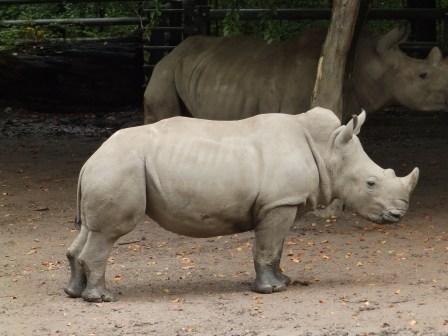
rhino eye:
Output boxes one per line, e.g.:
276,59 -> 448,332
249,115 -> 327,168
419,72 -> 428,79
367,180 -> 376,188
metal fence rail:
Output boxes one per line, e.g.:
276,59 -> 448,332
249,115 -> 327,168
2,7 -> 447,27
0,0 -> 141,4
207,8 -> 448,20
1,1 -> 447,78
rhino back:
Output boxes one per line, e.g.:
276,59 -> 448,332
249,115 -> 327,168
174,33 -> 325,120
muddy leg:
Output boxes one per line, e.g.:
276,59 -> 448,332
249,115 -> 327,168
78,231 -> 118,302
64,225 -> 88,298
272,240 -> 291,286
252,206 -> 297,294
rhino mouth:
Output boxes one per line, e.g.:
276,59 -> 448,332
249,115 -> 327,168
381,209 -> 406,224
366,209 -> 406,224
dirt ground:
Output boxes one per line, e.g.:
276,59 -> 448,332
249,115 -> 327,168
1,108 -> 448,336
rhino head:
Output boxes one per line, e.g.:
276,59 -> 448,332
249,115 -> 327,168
358,27 -> 448,112
326,111 -> 419,224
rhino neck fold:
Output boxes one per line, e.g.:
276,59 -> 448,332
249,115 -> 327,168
303,131 -> 333,208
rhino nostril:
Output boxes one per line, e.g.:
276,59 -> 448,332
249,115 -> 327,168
382,209 -> 403,223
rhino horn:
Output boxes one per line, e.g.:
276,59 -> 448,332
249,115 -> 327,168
427,47 -> 443,65
376,26 -> 409,54
353,109 -> 366,135
401,167 -> 420,193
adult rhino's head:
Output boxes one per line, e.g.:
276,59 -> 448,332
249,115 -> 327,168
359,28 -> 448,111
327,111 -> 419,224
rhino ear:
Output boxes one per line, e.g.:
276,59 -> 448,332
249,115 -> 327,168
335,114 -> 358,145
353,109 -> 366,135
427,47 -> 442,65
377,26 -> 409,55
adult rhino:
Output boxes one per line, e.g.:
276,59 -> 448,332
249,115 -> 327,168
65,107 -> 419,302
144,27 -> 448,123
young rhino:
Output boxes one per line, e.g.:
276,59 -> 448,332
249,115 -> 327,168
65,107 -> 419,302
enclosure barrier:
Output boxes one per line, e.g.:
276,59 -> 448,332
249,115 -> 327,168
1,1 -> 447,76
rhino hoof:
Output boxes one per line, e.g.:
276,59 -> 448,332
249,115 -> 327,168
276,273 -> 291,286
64,284 -> 84,298
251,281 -> 287,294
81,288 -> 116,302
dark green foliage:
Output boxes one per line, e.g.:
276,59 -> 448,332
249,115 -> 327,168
0,1 -> 147,49
0,0 -> 437,49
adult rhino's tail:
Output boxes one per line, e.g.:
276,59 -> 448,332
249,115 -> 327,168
74,165 -> 86,228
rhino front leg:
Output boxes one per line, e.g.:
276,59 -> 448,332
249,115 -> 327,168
272,241 -> 291,286
252,206 -> 297,294
64,225 -> 88,298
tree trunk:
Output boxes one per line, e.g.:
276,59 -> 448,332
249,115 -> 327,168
310,0 -> 361,120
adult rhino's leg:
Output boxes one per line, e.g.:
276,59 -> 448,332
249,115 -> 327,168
64,225 -> 88,298
252,206 -> 297,294
143,58 -> 183,124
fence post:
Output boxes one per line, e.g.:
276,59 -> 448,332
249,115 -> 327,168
444,14 -> 448,54
406,0 -> 437,47
196,1 -> 210,35
183,0 -> 210,37
183,0 -> 196,37
169,0 -> 183,45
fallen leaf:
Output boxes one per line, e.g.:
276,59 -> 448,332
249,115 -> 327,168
33,207 -> 49,212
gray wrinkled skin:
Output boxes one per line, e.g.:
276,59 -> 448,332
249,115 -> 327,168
143,27 -> 448,123
65,107 -> 419,302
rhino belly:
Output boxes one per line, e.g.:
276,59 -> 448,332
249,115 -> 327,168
146,195 -> 255,238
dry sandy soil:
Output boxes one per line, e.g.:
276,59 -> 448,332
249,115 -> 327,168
1,109 -> 448,336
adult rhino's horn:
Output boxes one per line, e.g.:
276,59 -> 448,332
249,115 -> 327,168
427,47 -> 443,65
402,167 -> 420,193
353,109 -> 366,135
376,26 -> 409,54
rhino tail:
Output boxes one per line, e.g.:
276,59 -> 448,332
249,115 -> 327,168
74,165 -> 85,229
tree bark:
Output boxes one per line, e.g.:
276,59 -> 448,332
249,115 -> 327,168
311,0 -> 361,120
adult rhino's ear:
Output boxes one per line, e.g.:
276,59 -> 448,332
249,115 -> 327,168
376,26 -> 409,55
427,47 -> 442,65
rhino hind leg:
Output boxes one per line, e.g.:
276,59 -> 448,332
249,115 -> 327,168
252,206 -> 297,294
78,230 -> 119,302
64,225 -> 88,298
